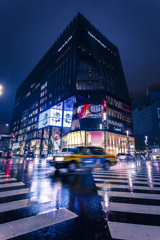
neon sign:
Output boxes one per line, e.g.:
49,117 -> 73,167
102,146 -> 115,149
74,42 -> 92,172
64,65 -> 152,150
88,31 -> 106,49
58,36 -> 72,52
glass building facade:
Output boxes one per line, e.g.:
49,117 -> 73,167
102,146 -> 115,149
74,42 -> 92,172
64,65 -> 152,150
11,12 -> 134,155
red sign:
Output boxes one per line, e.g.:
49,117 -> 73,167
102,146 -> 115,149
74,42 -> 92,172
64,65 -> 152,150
77,104 -> 103,119
103,100 -> 107,109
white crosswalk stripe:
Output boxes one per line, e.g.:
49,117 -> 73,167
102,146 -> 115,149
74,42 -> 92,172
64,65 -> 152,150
108,222 -> 160,240
0,182 -> 25,188
0,178 -> 16,182
92,164 -> 160,240
0,209 -> 77,240
0,172 -> 78,240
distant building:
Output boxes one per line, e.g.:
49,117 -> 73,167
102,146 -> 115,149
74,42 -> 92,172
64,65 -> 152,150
132,92 -> 160,153
146,81 -> 160,96
0,123 -> 10,151
11,12 -> 134,156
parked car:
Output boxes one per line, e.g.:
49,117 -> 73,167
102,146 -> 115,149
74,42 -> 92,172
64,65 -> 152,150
49,146 -> 117,172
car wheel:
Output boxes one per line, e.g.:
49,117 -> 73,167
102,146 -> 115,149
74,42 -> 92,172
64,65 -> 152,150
68,162 -> 77,172
104,161 -> 110,170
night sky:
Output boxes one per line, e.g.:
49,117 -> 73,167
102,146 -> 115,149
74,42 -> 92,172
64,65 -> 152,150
0,0 -> 160,124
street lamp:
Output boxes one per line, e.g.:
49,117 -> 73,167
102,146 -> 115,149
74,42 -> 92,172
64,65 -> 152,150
126,130 -> 129,153
0,84 -> 2,95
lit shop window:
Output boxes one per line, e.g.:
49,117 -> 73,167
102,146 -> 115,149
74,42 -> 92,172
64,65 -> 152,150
41,81 -> 47,91
31,83 -> 36,88
40,97 -> 47,104
35,83 -> 40,89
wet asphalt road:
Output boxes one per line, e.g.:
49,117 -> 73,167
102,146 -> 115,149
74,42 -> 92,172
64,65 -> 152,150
0,157 -> 160,240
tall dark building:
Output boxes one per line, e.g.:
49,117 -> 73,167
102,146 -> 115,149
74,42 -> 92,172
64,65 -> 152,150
132,91 -> 160,157
11,12 -> 134,156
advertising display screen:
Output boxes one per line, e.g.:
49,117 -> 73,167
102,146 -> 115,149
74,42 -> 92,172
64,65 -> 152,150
63,111 -> 73,127
64,96 -> 75,111
52,102 -> 63,110
50,115 -> 62,127
38,96 -> 74,129
39,109 -> 52,122
77,104 -> 103,119
38,118 -> 50,129
63,96 -> 75,127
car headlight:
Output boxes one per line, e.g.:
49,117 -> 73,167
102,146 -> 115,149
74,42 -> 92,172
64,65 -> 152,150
55,157 -> 64,161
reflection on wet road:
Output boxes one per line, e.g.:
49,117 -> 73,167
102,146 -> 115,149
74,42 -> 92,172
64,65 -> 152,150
0,157 -> 110,240
93,160 -> 160,239
0,157 -> 160,239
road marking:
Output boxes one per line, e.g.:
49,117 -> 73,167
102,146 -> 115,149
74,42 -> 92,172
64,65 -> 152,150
94,178 -> 160,186
0,178 -> 16,183
108,222 -> 160,240
93,174 -> 160,181
0,198 -> 39,213
0,208 -> 78,240
0,182 -> 25,188
95,183 -> 160,191
0,175 -> 10,178
98,190 -> 160,200
108,202 -> 160,215
0,188 -> 31,198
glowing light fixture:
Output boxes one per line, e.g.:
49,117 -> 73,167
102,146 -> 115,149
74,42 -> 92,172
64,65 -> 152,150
0,84 -> 2,95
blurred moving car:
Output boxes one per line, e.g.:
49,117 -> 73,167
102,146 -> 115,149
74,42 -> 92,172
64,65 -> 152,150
25,152 -> 34,160
117,153 -> 135,161
40,153 -> 47,158
49,146 -> 117,172
117,153 -> 127,161
126,154 -> 135,161
156,156 -> 160,160
3,151 -> 13,159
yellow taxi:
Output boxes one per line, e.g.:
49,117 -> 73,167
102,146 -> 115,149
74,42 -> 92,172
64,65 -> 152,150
49,146 -> 117,172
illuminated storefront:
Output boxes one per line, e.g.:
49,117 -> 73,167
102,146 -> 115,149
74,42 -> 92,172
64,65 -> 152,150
62,131 -> 135,155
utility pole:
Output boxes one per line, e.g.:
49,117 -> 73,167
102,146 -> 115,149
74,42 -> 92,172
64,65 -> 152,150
103,99 -> 107,150
126,130 -> 130,154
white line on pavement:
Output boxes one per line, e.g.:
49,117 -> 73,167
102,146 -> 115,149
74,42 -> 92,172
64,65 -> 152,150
0,188 -> 31,198
0,208 -> 78,240
108,222 -> 160,240
0,182 -> 25,188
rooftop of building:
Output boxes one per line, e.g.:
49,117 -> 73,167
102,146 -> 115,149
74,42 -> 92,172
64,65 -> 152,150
16,12 -> 119,97
132,91 -> 160,110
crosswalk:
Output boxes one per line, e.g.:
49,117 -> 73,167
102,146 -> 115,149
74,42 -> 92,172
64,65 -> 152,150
92,164 -> 160,240
0,170 -> 77,240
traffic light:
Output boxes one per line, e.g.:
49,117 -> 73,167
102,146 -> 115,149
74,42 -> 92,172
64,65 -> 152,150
126,140 -> 129,143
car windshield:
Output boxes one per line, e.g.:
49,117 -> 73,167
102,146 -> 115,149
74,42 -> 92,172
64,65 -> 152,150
68,147 -> 84,154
